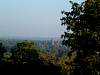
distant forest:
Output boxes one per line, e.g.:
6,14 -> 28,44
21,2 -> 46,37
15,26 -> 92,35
0,38 -> 68,55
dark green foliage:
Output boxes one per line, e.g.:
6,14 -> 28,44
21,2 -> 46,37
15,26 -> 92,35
61,0 -> 100,56
0,43 -> 6,64
11,40 -> 39,64
0,40 -> 61,75
61,0 -> 100,75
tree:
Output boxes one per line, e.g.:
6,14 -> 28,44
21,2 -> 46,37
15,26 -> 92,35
11,40 -> 40,64
0,43 -> 6,63
3,52 -> 13,63
10,40 -> 62,75
61,0 -> 100,75
61,0 -> 100,57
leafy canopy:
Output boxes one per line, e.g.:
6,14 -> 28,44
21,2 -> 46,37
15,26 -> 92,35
61,0 -> 100,56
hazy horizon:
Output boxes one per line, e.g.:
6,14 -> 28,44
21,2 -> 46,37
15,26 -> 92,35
0,0 -> 84,38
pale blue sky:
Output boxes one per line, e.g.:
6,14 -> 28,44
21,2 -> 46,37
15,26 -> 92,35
0,0 -> 84,38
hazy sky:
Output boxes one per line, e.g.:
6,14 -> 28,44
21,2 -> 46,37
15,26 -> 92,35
0,0 -> 84,38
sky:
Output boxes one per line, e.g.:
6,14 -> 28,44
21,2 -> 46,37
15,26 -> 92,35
0,0 -> 84,38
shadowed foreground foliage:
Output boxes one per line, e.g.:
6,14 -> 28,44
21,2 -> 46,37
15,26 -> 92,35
0,41 -> 61,75
61,0 -> 100,75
